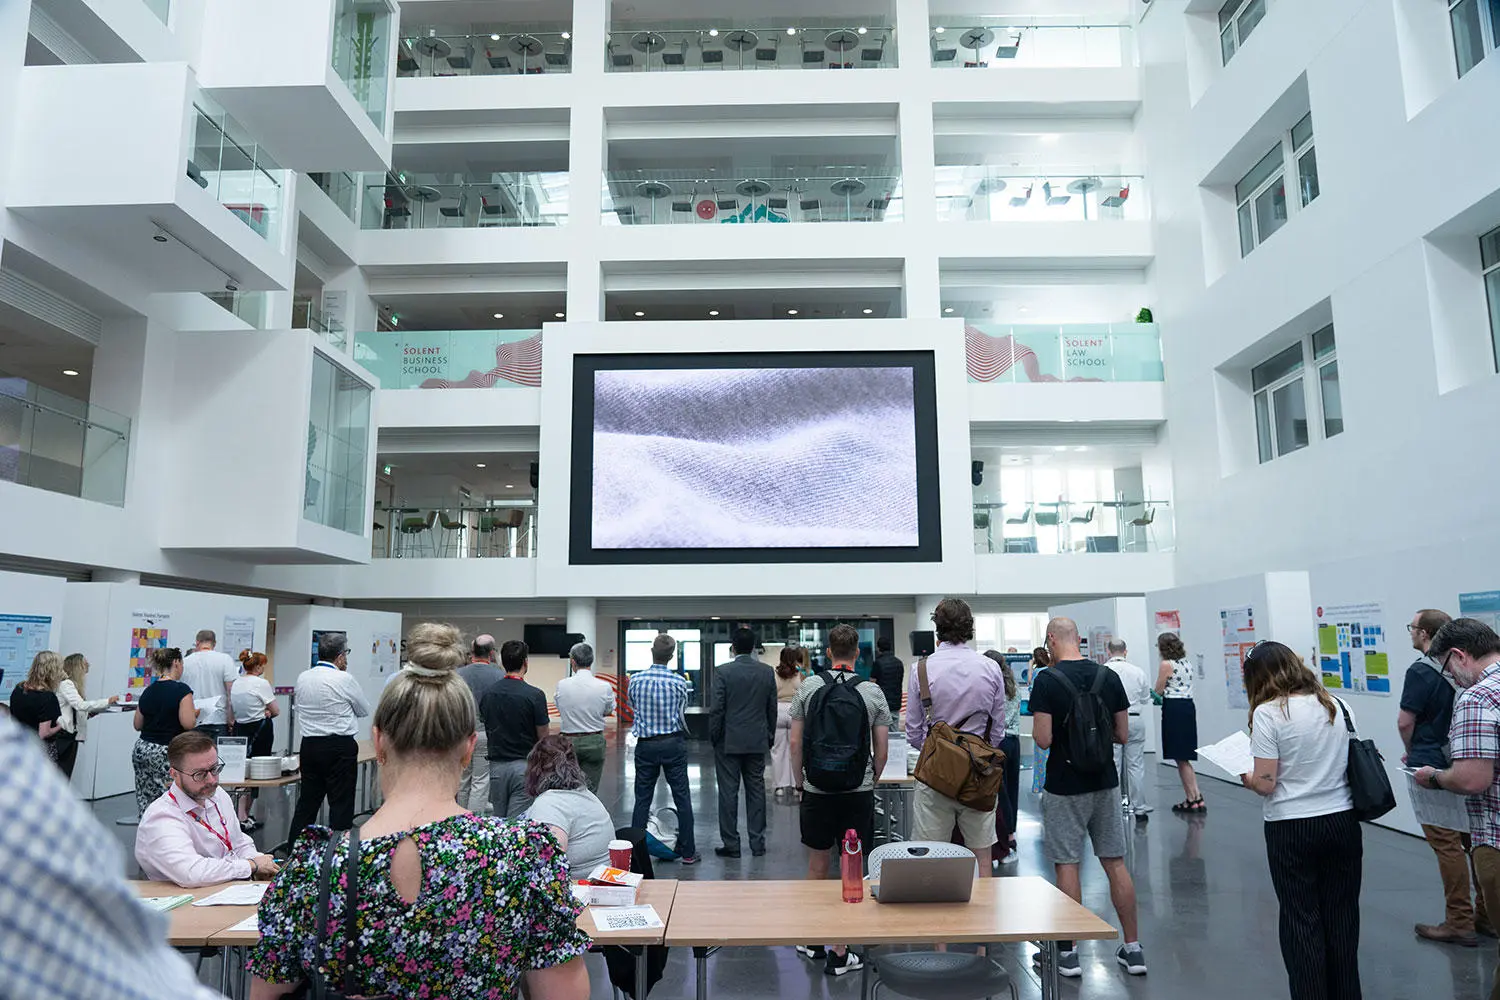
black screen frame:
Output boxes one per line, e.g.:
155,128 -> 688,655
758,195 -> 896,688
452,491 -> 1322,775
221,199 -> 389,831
568,350 -> 942,566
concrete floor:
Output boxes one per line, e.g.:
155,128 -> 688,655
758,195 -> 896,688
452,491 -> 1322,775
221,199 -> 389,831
94,740 -> 1494,999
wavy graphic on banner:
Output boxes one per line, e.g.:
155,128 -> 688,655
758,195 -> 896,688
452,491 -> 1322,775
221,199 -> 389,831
419,332 -> 543,388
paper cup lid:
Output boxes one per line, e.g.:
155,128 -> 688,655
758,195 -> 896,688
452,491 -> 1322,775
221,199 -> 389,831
608,839 -> 632,850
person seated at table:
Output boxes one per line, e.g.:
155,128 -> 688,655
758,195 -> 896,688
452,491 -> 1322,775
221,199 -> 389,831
524,734 -> 613,878
135,731 -> 278,887
247,622 -> 591,1000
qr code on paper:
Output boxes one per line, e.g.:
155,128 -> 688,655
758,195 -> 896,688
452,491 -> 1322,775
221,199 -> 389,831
605,912 -> 650,930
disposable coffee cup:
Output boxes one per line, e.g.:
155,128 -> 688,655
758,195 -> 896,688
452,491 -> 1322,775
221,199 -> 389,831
608,839 -> 633,870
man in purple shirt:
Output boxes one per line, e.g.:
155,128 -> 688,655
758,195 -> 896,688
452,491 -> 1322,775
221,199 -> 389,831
906,597 -> 1008,874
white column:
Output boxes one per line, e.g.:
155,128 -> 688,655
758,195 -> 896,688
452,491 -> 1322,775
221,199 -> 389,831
566,0 -> 607,322
566,597 -> 597,647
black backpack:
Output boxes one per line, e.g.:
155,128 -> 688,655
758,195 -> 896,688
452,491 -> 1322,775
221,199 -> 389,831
1048,666 -> 1115,774
803,671 -> 871,792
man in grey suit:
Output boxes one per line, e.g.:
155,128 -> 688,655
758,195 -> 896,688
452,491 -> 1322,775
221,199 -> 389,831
711,626 -> 778,858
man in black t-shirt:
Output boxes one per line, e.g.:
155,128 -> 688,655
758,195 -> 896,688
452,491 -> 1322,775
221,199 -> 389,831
1400,608 -> 1492,944
1029,617 -> 1145,979
479,640 -> 550,817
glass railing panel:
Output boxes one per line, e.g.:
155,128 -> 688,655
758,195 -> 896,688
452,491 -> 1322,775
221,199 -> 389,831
354,330 -> 543,389
398,29 -> 573,76
0,388 -> 130,507
929,22 -> 1132,69
305,353 -> 372,535
332,0 -> 394,131
963,323 -> 1164,383
936,169 -> 1145,222
604,24 -> 895,71
602,173 -> 903,225
372,502 -> 538,558
308,171 -> 360,221
143,0 -> 170,25
972,500 -> 1172,554
359,175 -> 569,229
189,104 -> 286,243
206,290 -> 269,328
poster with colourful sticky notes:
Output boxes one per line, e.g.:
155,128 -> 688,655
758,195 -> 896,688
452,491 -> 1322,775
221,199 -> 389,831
128,610 -> 172,691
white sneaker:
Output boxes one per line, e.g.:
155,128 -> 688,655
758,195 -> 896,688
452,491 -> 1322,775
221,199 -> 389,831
999,849 -> 1018,865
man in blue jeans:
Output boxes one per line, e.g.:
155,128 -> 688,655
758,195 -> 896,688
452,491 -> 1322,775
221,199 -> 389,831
629,633 -> 700,863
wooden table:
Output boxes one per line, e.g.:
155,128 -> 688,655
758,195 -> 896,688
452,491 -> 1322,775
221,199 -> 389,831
664,877 -> 1117,1000
131,879 -> 261,996
356,738 -> 380,817
205,877 -> 680,1000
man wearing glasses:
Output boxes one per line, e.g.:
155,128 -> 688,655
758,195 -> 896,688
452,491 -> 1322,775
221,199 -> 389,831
1400,609 -> 1493,946
135,730 -> 277,887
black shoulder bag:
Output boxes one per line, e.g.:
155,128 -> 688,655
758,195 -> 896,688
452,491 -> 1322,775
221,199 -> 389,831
1339,699 -> 1396,822
300,827 -> 365,1000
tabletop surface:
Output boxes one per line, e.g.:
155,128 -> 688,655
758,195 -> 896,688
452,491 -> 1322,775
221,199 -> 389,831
198,878 -> 683,949
131,879 -> 260,947
663,877 -> 1116,946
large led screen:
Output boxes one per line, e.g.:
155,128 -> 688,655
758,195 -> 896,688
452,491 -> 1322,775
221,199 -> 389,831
569,351 -> 941,565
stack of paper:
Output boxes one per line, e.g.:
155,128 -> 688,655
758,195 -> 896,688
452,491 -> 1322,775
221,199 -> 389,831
192,883 -> 270,906
225,914 -> 259,933
591,905 -> 663,934
141,895 -> 195,913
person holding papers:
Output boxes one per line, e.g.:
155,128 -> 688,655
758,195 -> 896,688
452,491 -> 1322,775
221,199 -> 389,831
1240,640 -> 1361,1000
135,731 -> 278,887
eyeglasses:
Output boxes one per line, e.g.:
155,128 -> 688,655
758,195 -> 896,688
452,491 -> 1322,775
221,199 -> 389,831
179,762 -> 226,782
1406,624 -> 1420,634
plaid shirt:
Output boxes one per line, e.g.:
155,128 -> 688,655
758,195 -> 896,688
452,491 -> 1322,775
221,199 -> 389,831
0,719 -> 219,1000
628,665 -> 690,739
1448,663 -> 1500,848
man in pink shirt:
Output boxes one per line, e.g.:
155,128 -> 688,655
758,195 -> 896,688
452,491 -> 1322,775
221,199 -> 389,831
906,597 -> 1008,873
135,731 -> 278,887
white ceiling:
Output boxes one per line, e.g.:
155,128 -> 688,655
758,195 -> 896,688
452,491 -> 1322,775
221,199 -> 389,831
604,286 -> 902,321
374,288 -> 566,331
377,449 -> 539,499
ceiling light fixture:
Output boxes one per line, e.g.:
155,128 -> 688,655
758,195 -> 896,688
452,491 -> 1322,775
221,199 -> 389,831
787,308 -> 799,315
1019,306 -> 1029,313
708,309 -> 720,316
560,31 -> 570,39
62,369 -> 79,377
862,307 -> 873,315
786,26 -> 797,35
791,614 -> 802,619
475,463 -> 486,468
934,25 -> 945,34
858,26 -> 868,34
493,312 -> 504,319
943,306 -> 954,314
505,484 -> 514,488
634,310 -> 645,317
152,228 -> 169,243
495,617 -> 505,621
491,33 -> 500,40
554,312 -> 565,319
708,28 -> 718,36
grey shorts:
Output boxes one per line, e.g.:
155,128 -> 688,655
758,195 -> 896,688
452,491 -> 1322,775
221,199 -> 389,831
1041,788 -> 1126,864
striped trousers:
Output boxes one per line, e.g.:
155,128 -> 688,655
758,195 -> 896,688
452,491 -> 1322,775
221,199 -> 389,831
1264,810 -> 1363,1000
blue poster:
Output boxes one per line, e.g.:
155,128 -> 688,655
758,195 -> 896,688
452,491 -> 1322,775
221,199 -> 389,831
0,614 -> 53,705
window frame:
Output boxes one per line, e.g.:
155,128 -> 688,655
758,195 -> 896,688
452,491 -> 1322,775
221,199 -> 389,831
1219,0 -> 1269,66
1482,225 -> 1500,372
1235,113 -> 1318,258
1449,0 -> 1500,78
1251,326 -> 1342,464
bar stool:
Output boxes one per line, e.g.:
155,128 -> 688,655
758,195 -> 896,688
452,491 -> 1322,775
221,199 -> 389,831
438,512 -> 468,557
477,509 -> 525,557
396,511 -> 437,557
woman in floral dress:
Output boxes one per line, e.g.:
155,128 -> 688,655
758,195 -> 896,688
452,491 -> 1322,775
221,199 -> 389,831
248,623 -> 591,1000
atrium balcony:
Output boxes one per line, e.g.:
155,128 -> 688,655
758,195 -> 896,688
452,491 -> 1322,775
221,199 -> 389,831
198,0 -> 397,171
6,64 -> 293,292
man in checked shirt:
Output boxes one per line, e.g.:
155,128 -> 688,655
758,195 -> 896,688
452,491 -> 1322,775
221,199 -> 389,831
0,717 -> 220,999
628,633 -> 700,864
1415,618 -> 1500,1000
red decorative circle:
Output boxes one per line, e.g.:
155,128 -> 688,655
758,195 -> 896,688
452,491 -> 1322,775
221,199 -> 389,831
695,199 -> 717,220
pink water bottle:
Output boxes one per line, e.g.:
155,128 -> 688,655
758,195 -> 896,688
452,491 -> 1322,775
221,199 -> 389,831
840,829 -> 864,903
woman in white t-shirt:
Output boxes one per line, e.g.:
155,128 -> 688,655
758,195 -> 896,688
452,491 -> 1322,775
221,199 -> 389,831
1240,640 -> 1360,1000
231,650 -> 279,830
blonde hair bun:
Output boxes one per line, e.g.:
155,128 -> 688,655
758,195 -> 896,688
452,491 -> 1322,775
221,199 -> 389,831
403,622 -> 466,680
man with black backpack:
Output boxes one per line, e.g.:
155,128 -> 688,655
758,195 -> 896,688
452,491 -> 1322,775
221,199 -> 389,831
1029,617 -> 1145,979
788,623 -> 891,977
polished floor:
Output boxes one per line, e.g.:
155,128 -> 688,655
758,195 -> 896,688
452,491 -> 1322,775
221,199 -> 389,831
94,739 -> 1494,999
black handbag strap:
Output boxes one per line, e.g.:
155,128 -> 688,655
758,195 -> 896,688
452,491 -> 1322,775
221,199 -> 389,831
1335,698 -> 1356,736
341,826 -> 361,997
312,835 -> 340,999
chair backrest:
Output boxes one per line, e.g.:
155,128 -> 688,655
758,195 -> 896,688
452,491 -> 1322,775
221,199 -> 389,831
868,841 -> 978,882
505,509 -> 526,528
1133,506 -> 1155,526
439,512 -> 464,530
973,511 -> 990,530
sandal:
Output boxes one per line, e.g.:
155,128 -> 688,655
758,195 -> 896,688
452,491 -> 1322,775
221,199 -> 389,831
1171,799 -> 1206,813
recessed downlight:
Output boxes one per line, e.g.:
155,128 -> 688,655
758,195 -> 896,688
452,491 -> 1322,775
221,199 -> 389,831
493,312 -> 504,319
862,308 -> 873,315
708,28 -> 719,36
560,31 -> 570,39
554,312 -> 565,319
491,33 -> 500,40
634,310 -> 645,317
944,306 -> 955,314
858,26 -> 868,34
787,308 -> 799,315
786,26 -> 797,35
62,369 -> 80,376
475,463 -> 486,468
505,484 -> 514,488
934,26 -> 945,34
708,309 -> 720,316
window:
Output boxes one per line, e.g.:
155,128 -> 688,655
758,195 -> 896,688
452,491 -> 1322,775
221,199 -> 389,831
1449,0 -> 1500,78
1483,226 -> 1500,370
1252,326 -> 1343,464
304,352 -> 372,535
1235,114 -> 1318,257
1220,0 -> 1268,65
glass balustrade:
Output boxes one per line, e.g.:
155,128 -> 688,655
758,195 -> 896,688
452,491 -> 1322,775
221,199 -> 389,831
603,172 -> 903,225
963,323 -> 1163,383
399,28 -> 573,76
0,384 -> 130,507
373,502 -> 538,558
189,104 -> 285,242
332,0 -> 395,130
206,290 -> 269,328
605,23 -> 895,71
354,330 -> 543,389
293,297 -> 347,351
361,174 -> 568,229
972,500 -> 1172,554
308,171 -> 360,221
143,0 -> 169,25
937,169 -> 1145,222
929,21 -> 1133,69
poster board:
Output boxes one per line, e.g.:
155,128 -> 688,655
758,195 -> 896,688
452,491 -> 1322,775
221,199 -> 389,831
1315,602 -> 1390,695
1459,591 -> 1500,632
1088,625 -> 1113,665
1220,605 -> 1255,710
1154,609 -> 1181,635
0,614 -> 52,704
223,616 -> 256,658
128,610 -> 172,692
371,630 -> 399,677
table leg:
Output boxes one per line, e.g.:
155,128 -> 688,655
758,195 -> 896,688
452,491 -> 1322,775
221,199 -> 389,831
693,946 -> 709,1000
860,945 -> 874,1000
634,945 -> 648,1000
218,947 -> 231,997
1041,940 -> 1059,1000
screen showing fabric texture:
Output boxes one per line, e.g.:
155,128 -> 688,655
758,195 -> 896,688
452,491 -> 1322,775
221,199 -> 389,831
569,352 -> 941,565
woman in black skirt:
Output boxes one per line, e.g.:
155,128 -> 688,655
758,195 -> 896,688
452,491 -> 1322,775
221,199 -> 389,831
1154,632 -> 1204,813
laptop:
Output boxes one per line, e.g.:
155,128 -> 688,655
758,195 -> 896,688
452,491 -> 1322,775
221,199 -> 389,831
872,855 -> 976,904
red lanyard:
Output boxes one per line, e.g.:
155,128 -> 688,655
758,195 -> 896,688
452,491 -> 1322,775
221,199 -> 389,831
169,790 -> 234,854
